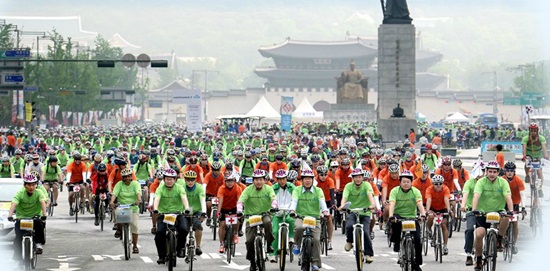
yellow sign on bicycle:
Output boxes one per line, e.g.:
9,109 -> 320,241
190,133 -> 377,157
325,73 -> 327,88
486,212 -> 500,223
248,215 -> 263,227
402,220 -> 416,231
20,219 -> 34,231
164,214 -> 177,225
303,216 -> 317,229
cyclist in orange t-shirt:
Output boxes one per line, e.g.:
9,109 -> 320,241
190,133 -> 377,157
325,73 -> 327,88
382,164 -> 401,229
66,153 -> 88,215
203,162 -> 225,226
412,164 -> 433,205
425,174 -> 451,255
452,159 -> 470,188
334,158 -> 353,227
217,172 -> 242,249
503,162 -> 525,254
183,157 -> 204,183
269,157 -> 288,181
316,165 -> 335,247
364,170 -> 381,234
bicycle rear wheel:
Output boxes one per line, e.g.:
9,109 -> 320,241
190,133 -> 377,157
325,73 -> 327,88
279,227 -> 287,271
255,236 -> 265,271
532,207 -> 539,237
421,221 -> 428,256
504,223 -> 513,263
387,225 -> 392,248
226,226 -> 234,264
48,190 -> 55,216
455,206 -> 462,232
354,227 -> 364,271
123,225 -> 131,260
321,221 -> 328,256
301,237 -> 312,271
447,217 -> 454,238
140,189 -> 146,214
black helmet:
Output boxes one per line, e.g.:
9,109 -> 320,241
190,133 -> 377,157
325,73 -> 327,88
73,154 -> 82,160
98,163 -> 107,171
504,162 -> 516,171
49,156 -> 58,163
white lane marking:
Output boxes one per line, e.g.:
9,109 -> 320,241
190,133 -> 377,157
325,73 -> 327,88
141,256 -> 153,263
323,264 -> 335,270
210,253 -> 222,259
201,253 -> 211,259
91,255 -> 104,261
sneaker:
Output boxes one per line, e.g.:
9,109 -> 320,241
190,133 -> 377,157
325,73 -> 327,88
249,262 -> 257,271
238,230 -> 244,237
36,244 -> 43,254
94,218 -> 99,226
497,239 -> 504,252
311,265 -> 320,271
269,256 -> 277,263
195,246 -> 203,256
206,218 -> 212,227
371,231 -> 375,240
365,255 -> 374,263
328,241 -> 333,250
218,245 -> 225,253
465,256 -> 473,266
443,246 -> 449,255
539,189 -> 545,198
266,246 -> 274,254
53,202 -> 58,207
233,235 -> 239,245
177,249 -> 185,258
474,257 -> 483,271
69,207 -> 74,216
157,258 -> 165,265
292,244 -> 300,255
512,246 -> 518,255
112,225 -> 118,231
344,242 -> 353,252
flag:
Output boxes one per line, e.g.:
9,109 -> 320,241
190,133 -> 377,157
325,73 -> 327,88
414,159 -> 423,179
54,105 -> 60,119
48,105 -> 54,121
470,157 -> 483,178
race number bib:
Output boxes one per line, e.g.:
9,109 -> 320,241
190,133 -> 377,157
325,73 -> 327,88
163,214 -> 177,225
303,216 -> 317,229
20,219 -> 34,231
486,212 -> 500,223
402,220 -> 416,232
248,215 -> 263,227
212,197 -> 219,205
74,185 -> 81,192
225,214 -> 239,225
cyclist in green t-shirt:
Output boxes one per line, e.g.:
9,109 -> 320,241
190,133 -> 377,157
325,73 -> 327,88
460,161 -> 486,266
153,168 -> 190,264
471,161 -> 513,271
182,170 -> 207,256
521,122 -> 548,197
0,156 -> 15,178
110,168 -> 142,254
339,168 -> 376,264
289,169 -> 329,271
388,170 -> 426,271
41,157 -> 63,206
237,169 -> 276,271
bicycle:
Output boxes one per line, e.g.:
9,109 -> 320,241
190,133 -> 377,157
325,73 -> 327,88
223,213 -> 239,264
116,203 -> 136,260
502,212 -> 519,263
452,192 -> 463,232
68,183 -> 82,223
394,217 -> 419,271
246,212 -> 269,271
473,211 -> 505,271
138,180 -> 148,214
420,218 -> 429,256
526,157 -> 543,237
210,197 -> 219,240
290,214 -> 317,271
343,204 -> 371,271
98,192 -> 109,231
45,182 -> 56,217
13,217 -> 44,271
184,212 -> 198,271
273,208 -> 294,271
320,215 -> 329,257
159,212 -> 183,271
432,212 -> 448,263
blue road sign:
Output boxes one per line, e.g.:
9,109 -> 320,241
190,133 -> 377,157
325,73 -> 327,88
4,74 -> 24,83
3,50 -> 30,58
24,86 -> 39,92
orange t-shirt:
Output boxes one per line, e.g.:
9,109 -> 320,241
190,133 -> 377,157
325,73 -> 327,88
409,132 -> 416,144
401,160 -> 416,171
506,176 -> 525,205
434,168 -> 459,191
150,178 -> 161,193
335,168 -> 353,191
203,172 -> 225,196
382,175 -> 400,196
317,176 -> 335,201
368,180 -> 380,197
183,165 -> 204,183
7,135 -> 16,147
217,184 -> 242,211
269,162 -> 288,180
255,161 -> 271,171
66,161 -> 88,183
426,184 -> 451,211
412,177 -> 433,204
432,136 -> 442,146
108,166 -> 137,190
456,168 -> 470,187
496,152 -> 505,168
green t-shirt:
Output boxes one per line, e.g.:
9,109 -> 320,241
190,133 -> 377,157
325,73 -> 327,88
10,157 -> 25,173
0,164 -> 14,178
184,183 -> 205,213
133,162 -> 151,181
238,184 -> 275,215
113,180 -> 141,213
522,135 -> 547,158
292,186 -> 325,218
56,153 -> 70,166
462,178 -> 477,209
473,176 -> 511,213
343,182 -> 373,216
156,183 -> 186,213
41,164 -> 62,181
389,187 -> 422,218
12,187 -> 46,218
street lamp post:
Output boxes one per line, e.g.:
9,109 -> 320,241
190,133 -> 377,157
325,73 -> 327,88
482,71 -> 498,114
192,69 -> 218,122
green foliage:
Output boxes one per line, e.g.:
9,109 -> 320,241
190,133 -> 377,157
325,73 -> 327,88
0,24 -> 16,125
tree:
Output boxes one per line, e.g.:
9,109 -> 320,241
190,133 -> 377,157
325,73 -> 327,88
0,24 -> 15,125
513,62 -> 546,95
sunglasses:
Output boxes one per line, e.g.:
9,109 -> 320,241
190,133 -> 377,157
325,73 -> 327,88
443,163 -> 451,166
319,174 -> 327,176
505,169 -> 515,172
434,183 -> 442,186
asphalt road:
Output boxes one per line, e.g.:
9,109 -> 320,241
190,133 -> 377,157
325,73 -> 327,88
0,157 -> 548,271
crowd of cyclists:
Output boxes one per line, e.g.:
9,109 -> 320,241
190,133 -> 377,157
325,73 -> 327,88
1,120 -> 545,271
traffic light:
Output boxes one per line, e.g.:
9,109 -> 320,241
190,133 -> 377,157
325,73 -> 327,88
24,101 -> 36,122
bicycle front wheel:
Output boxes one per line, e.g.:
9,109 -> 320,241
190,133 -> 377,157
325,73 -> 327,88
354,227 -> 364,271
301,237 -> 312,271
123,225 -> 131,260
255,236 -> 265,271
23,238 -> 31,271
74,198 -> 79,223
421,221 -> 428,256
486,231 -> 498,271
279,226 -> 287,271
403,237 -> 413,271
99,203 -> 105,231
167,232 -> 176,271
456,206 -> 462,232
226,226 -> 234,264
187,239 -> 195,271
321,221 -> 328,256
436,226 -> 442,263
212,211 -> 218,241
532,207 -> 539,238
48,190 -> 55,216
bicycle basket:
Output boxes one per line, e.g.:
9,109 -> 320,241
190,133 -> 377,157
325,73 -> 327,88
116,206 -> 133,223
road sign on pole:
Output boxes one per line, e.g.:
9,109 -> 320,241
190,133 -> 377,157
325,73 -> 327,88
0,49 -> 31,59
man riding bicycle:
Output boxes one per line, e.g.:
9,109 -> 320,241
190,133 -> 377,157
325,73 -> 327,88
269,169 -> 296,262
91,163 -> 110,226
522,122 -> 548,198
41,156 -> 63,207
110,168 -> 142,254
182,170 -> 207,256
153,168 -> 190,265
217,171 -> 243,253
425,174 -> 451,255
471,161 -> 514,271
338,168 -> 376,264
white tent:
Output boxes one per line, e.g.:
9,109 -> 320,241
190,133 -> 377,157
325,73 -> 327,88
445,112 -> 469,122
292,97 -> 323,120
246,96 -> 280,120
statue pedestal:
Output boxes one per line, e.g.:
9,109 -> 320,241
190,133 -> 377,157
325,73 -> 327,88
323,103 -> 376,123
377,118 -> 416,142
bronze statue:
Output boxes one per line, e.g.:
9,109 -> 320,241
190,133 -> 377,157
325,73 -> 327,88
381,0 -> 412,24
336,61 -> 369,104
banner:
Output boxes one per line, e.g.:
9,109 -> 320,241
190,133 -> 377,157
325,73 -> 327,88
480,141 -> 523,155
49,105 -> 54,121
62,112 -> 68,126
280,96 -> 294,132
77,112 -> 83,126
185,89 -> 202,132
54,105 -> 59,119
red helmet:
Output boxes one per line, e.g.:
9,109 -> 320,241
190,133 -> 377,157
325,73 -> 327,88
529,122 -> 539,130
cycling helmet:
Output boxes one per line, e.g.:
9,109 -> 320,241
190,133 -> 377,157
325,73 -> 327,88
317,165 -> 328,174
504,161 -> 516,170
287,170 -> 299,181
377,158 -> 387,164
121,168 -> 133,177
350,168 -> 364,176
167,155 -> 176,162
301,169 -> 315,178
363,170 -> 372,179
114,155 -> 126,165
529,122 -> 539,130
154,170 -> 164,179
252,169 -> 266,178
452,159 -> 462,168
330,161 -> 339,167
1,156 -> 9,162
275,154 -> 284,160
404,151 -> 413,158
311,155 -> 320,163
275,169 -> 288,179
432,174 -> 444,184
485,161 -> 500,170
188,157 -> 198,164
25,154 -> 33,162
32,153 -> 40,160
15,149 -> 23,155
73,153 -> 82,160
441,156 -> 452,165
94,154 -> 103,162
106,150 -> 115,157
350,152 -> 357,159
23,174 -> 38,184
388,164 -> 400,173
166,149 -> 176,156
164,168 -> 179,178
97,163 -> 107,172
290,159 -> 301,168
341,158 -> 351,165
375,149 -> 384,156
399,170 -> 414,180
421,164 -> 430,173
29,171 -> 40,179
211,162 -> 222,170
425,143 -> 433,150
49,156 -> 58,163
138,154 -> 147,161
